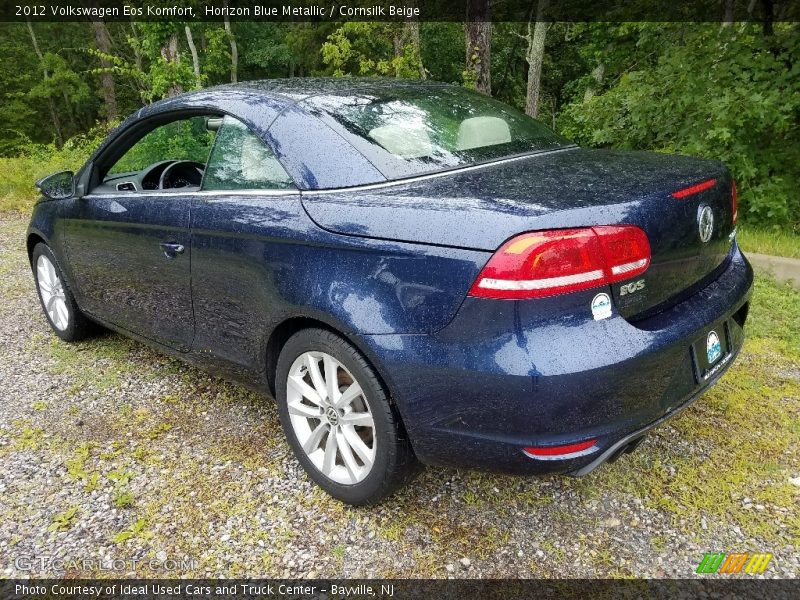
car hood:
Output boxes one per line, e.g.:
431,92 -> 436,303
300,147 -> 727,251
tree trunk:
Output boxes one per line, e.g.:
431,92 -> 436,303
26,20 -> 64,146
91,20 -> 118,122
465,0 -> 491,94
184,25 -> 201,85
127,22 -> 150,101
722,0 -> 736,25
525,0 -> 549,117
223,4 -> 238,83
129,23 -> 143,70
761,0 -> 774,36
404,20 -> 425,79
393,28 -> 403,59
160,33 -> 184,97
583,63 -> 604,103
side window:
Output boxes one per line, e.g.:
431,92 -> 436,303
108,116 -> 215,175
202,116 -> 294,190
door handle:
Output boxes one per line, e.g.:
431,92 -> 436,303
159,242 -> 185,258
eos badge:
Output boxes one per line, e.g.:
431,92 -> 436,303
619,279 -> 645,297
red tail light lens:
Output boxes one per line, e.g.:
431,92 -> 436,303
595,226 -> 651,283
671,178 -> 717,199
731,180 -> 738,225
523,438 -> 598,459
468,226 -> 651,300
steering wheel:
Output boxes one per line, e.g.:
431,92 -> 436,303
159,160 -> 205,189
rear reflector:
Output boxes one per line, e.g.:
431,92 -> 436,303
671,178 -> 717,199
523,439 -> 599,460
731,180 -> 738,224
468,226 -> 651,300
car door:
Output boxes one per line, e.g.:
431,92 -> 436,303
188,115 -> 299,372
65,115 -> 216,351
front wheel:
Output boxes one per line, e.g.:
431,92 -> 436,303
32,243 -> 98,342
276,328 -> 419,505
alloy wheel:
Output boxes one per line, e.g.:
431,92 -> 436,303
286,351 -> 376,484
36,255 -> 70,331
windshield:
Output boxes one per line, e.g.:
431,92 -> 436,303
302,85 -> 571,181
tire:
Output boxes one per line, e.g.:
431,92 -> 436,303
276,328 -> 420,505
31,243 -> 98,342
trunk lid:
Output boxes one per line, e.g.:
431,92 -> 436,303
301,148 -> 736,317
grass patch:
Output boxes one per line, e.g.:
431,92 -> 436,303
0,129 -> 109,215
65,443 -> 93,482
113,490 -> 135,508
48,506 -> 79,532
596,275 -> 800,545
0,155 -> 82,214
737,226 -> 800,259
746,277 -> 800,353
112,518 -> 151,544
44,334 -> 141,392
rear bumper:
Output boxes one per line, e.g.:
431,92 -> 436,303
360,243 -> 753,475
568,339 -> 742,476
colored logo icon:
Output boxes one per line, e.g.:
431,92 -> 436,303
696,552 -> 772,574
706,330 -> 722,364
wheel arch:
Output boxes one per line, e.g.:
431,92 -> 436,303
26,231 -> 48,265
264,317 -> 397,413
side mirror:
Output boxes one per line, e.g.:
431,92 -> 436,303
36,171 -> 75,200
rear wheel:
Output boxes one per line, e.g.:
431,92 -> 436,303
276,328 -> 419,505
32,243 -> 98,342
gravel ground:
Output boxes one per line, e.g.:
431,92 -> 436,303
0,214 -> 797,579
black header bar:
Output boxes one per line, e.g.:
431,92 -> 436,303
3,0 -> 799,22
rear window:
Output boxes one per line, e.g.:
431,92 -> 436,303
302,85 -> 570,181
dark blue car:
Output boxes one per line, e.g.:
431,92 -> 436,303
28,79 -> 752,504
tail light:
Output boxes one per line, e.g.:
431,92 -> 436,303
731,180 -> 738,225
671,178 -> 717,199
523,438 -> 598,460
468,226 -> 651,300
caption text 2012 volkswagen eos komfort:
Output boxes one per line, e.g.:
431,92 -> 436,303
28,79 -> 752,504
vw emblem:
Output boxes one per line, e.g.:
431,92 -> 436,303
326,406 -> 339,426
698,205 -> 714,243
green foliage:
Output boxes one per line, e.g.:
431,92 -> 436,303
285,22 -> 337,76
420,23 -> 463,84
462,43 -> 482,90
113,517 -> 151,544
559,23 -> 800,229
201,25 -> 234,83
0,23 -> 38,154
240,22 -> 291,75
109,116 -> 214,174
1,20 -> 797,234
737,226 -> 800,259
113,489 -> 135,508
27,53 -> 91,108
48,506 -> 79,531
0,123 -> 111,213
321,23 -> 422,78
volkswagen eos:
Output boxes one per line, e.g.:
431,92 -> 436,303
28,79 -> 753,504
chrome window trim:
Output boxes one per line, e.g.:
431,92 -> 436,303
83,188 -> 300,199
301,146 -> 579,195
